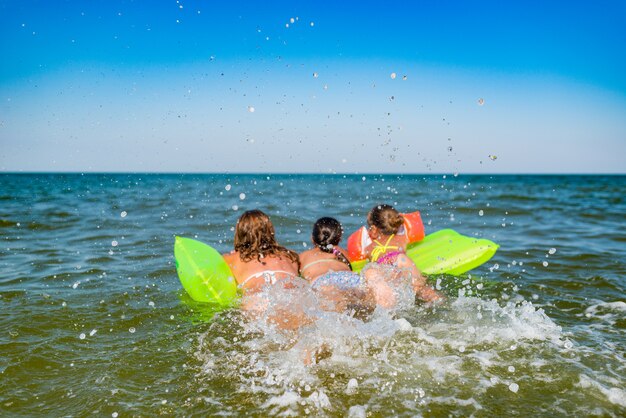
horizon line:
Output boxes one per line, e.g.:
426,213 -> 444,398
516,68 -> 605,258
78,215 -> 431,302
1,171 -> 625,176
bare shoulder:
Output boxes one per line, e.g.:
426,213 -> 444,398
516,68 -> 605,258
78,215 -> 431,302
392,234 -> 409,249
299,248 -> 314,257
299,248 -> 316,263
222,251 -> 238,265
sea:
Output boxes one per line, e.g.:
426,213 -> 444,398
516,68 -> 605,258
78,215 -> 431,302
0,173 -> 624,417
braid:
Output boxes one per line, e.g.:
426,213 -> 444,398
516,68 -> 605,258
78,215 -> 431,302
312,217 -> 352,270
332,247 -> 353,271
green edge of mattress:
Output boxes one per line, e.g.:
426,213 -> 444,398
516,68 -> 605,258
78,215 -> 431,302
351,229 -> 499,276
174,236 -> 239,306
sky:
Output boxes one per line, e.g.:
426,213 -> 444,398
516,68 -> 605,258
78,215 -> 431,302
0,0 -> 625,174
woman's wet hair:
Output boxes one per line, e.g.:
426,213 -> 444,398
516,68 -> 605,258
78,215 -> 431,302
234,209 -> 300,267
367,204 -> 404,235
312,217 -> 352,269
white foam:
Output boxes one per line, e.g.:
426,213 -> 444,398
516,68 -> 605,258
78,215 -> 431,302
193,279 -> 622,415
346,378 -> 359,394
307,390 -> 331,409
578,374 -> 626,407
261,391 -> 301,412
347,405 -> 367,418
585,301 -> 626,314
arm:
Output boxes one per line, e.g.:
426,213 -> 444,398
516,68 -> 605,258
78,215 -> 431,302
395,254 -> 443,303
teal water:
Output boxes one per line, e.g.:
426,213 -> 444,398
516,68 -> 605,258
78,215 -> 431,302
0,173 -> 624,416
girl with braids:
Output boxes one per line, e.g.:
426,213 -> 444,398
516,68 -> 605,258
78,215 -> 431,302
223,210 -> 309,329
299,217 -> 375,315
300,217 -> 355,285
363,204 -> 442,304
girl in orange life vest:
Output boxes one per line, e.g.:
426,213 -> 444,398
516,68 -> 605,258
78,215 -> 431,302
223,209 -> 311,330
363,204 -> 442,304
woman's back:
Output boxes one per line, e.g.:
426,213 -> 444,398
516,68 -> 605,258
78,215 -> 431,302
224,251 -> 299,293
299,247 -> 351,282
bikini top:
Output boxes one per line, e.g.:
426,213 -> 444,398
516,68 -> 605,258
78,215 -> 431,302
376,250 -> 404,265
300,258 -> 341,272
370,234 -> 403,263
238,270 -> 296,289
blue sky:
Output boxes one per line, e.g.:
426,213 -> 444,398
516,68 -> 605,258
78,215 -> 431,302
1,0 -> 625,173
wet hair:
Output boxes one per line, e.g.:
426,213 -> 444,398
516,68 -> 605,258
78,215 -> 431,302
367,204 -> 404,235
312,217 -> 352,270
234,209 -> 300,268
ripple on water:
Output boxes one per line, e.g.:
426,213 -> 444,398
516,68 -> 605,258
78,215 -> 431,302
0,174 -> 625,416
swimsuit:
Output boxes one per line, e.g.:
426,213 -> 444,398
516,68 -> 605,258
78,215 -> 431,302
238,270 -> 297,289
300,258 -> 338,272
370,234 -> 404,264
312,271 -> 363,290
376,250 -> 404,265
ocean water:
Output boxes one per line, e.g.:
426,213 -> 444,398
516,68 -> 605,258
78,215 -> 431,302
0,173 -> 624,417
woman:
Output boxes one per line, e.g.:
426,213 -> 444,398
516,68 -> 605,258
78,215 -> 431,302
223,209 -> 309,330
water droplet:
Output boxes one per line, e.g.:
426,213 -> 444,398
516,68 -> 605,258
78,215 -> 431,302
239,193 -> 246,200
129,327 -> 136,333
402,75 -> 407,80
390,72 -> 397,79
313,72 -> 318,78
478,98 -> 485,106
225,184 -> 232,191
89,329 -> 97,336
548,248 -> 557,255
112,413 -> 118,418
232,205 -> 239,211
508,383 -> 519,393
111,240 -> 118,247
247,106 -> 255,113
310,21 -> 314,27
148,301 -> 155,307
542,261 -> 549,267
346,378 -> 359,394
79,333 -> 86,340
290,17 -> 295,23
508,366 -> 515,372
120,211 -> 127,218
72,282 -> 80,289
